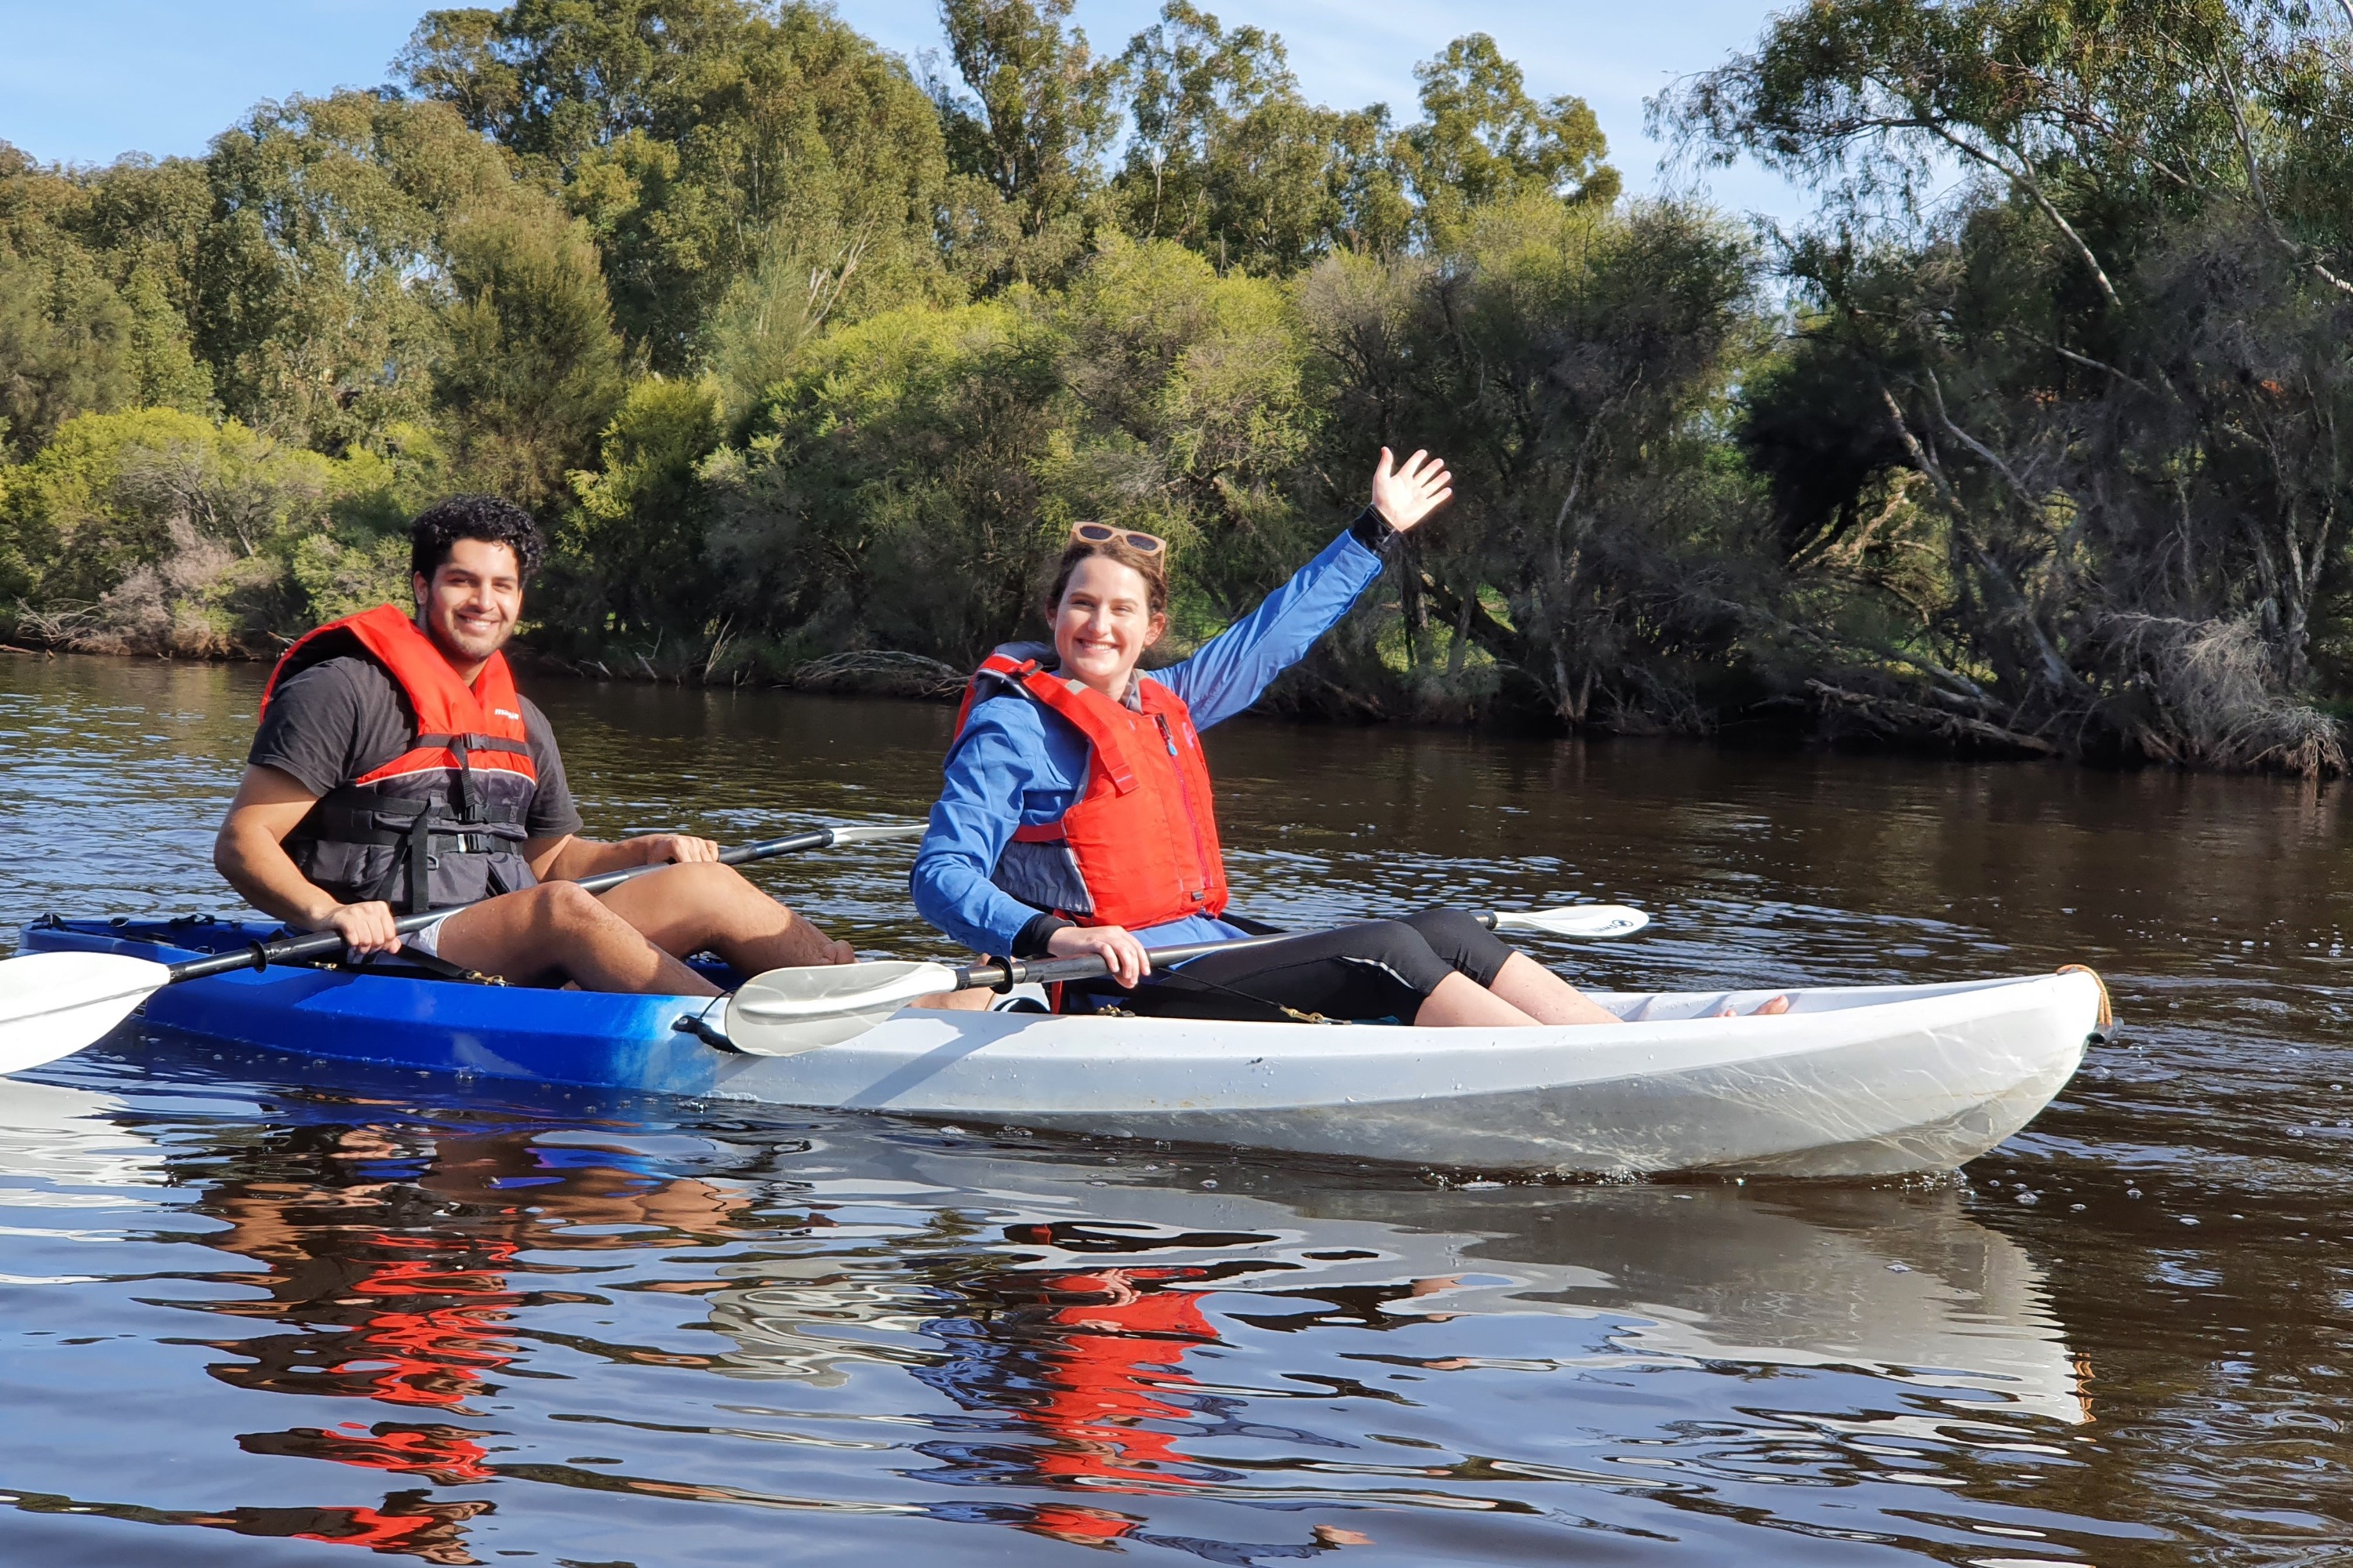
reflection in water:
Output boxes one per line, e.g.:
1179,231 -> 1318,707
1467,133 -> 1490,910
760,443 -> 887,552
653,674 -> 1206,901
0,1080 -> 162,1205
2,1487 -> 491,1564
172,1120 -> 765,1563
0,1070 -> 2116,1565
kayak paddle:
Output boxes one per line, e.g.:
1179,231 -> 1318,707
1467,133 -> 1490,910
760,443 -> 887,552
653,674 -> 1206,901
717,904 -> 1651,1057
0,821 -> 925,1077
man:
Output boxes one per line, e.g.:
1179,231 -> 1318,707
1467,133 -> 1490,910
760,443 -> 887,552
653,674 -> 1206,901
214,495 -> 852,995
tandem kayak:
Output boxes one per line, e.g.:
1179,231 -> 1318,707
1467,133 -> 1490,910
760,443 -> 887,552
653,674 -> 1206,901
17,915 -> 2104,1177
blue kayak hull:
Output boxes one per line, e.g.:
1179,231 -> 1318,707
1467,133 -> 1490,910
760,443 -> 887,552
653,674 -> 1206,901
20,919 -> 740,1097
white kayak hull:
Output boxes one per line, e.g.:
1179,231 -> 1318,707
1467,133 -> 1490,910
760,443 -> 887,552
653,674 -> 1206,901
696,970 -> 2103,1176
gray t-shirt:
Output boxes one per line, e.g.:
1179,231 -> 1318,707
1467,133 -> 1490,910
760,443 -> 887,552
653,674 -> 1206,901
249,654 -> 584,839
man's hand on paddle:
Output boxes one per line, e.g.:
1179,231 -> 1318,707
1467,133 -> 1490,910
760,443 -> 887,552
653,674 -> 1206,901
1370,447 -> 1454,533
1049,923 -> 1153,988
318,900 -> 403,957
635,834 -> 721,865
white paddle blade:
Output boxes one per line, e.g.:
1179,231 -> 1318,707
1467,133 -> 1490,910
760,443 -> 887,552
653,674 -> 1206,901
827,824 -> 926,845
725,960 -> 962,1057
0,951 -> 173,1075
1493,904 -> 1650,940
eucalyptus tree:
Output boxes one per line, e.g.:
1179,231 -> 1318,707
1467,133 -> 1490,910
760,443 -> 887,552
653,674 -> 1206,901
403,1 -> 951,366
932,0 -> 1122,289
1114,3 -> 1342,272
1404,35 -> 1618,251
0,147 -> 214,459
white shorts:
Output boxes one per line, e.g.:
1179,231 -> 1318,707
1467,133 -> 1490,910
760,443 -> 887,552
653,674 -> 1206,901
402,912 -> 456,958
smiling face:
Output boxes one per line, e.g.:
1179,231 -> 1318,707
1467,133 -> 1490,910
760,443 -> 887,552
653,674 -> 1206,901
413,536 -> 525,678
1053,555 -> 1166,699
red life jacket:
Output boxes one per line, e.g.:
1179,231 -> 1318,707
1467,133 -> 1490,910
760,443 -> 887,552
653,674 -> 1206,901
955,648 -> 1229,930
261,605 -> 540,914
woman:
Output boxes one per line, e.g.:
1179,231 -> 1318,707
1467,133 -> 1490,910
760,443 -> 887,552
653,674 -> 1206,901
913,449 -> 1652,1028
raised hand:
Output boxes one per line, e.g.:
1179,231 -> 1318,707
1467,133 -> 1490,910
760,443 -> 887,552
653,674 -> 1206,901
1369,446 -> 1455,532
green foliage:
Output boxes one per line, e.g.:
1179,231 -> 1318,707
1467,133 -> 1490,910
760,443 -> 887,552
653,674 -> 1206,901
1660,0 -> 2353,769
936,0 -> 1120,249
712,297 -> 1056,661
435,196 -> 627,511
1405,35 -> 1619,251
1300,197 -> 1766,724
1112,3 -> 1363,275
0,406 -> 426,653
0,248 -> 141,460
193,93 -> 503,452
560,375 -> 726,638
404,0 -> 952,368
689,237 -> 1314,665
23,0 -> 2350,769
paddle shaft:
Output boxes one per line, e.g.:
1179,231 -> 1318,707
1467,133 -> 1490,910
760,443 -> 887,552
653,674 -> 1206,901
944,902 -> 1644,994
164,823 -> 922,983
945,933 -> 1273,994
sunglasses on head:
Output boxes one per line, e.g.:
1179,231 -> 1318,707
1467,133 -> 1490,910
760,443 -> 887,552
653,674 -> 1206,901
1069,522 -> 1166,555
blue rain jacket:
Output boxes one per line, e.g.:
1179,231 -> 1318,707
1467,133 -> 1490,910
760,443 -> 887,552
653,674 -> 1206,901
913,526 -> 1387,955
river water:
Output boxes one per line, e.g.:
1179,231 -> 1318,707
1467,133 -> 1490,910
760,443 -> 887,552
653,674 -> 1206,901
2,650 -> 2348,1566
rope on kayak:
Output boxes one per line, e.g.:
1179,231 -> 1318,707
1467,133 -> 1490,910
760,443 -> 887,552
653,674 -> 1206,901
2056,964 -> 2111,1030
1155,965 -> 1343,1026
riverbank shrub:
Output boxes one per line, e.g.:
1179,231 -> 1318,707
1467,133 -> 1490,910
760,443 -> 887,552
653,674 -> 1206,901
0,408 -> 429,655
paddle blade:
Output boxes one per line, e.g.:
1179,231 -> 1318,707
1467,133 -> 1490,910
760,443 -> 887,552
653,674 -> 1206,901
725,960 -> 962,1057
0,951 -> 173,1075
826,824 -> 926,845
1493,904 -> 1650,940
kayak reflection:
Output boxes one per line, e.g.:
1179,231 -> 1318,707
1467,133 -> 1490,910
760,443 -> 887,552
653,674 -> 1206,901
1275,1180 -> 2092,1430
703,1150 -> 2086,1431
694,1144 -> 2087,1550
111,1108 -> 2086,1565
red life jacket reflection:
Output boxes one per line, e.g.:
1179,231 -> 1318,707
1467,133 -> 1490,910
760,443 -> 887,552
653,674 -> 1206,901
1026,1268 -> 1220,1491
955,648 -> 1229,930
261,605 -> 540,914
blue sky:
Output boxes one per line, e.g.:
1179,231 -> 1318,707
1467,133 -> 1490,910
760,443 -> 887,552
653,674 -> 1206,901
0,0 -> 1811,222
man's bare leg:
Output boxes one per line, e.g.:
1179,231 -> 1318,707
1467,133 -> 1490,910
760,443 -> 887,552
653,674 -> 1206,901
435,882 -> 721,995
911,988 -> 991,1012
592,861 -> 850,972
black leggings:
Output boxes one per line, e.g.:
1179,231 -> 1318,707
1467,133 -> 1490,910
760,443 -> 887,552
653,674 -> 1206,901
1110,907 -> 1518,1024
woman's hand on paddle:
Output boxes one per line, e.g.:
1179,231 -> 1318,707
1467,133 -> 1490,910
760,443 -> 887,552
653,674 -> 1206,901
1370,446 -> 1453,533
1048,923 -> 1153,988
635,833 -> 721,865
315,900 -> 402,957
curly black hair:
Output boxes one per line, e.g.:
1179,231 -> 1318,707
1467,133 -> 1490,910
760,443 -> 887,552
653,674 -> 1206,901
409,495 -> 544,583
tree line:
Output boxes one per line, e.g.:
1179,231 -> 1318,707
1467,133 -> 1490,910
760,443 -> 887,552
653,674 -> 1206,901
4,0 -> 2351,773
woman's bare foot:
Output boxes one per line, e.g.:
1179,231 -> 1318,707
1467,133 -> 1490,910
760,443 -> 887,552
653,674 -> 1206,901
1715,994 -> 1793,1018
